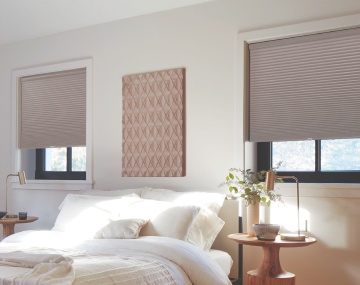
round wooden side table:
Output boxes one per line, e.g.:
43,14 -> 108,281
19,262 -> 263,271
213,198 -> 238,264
0,217 -> 38,240
228,233 -> 317,285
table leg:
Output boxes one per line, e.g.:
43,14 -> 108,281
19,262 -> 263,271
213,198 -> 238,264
247,246 -> 295,285
2,224 -> 15,240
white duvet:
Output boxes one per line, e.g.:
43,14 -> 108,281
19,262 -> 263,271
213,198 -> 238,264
1,231 -> 231,285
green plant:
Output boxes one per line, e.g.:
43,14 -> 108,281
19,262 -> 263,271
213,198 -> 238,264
218,163 -> 283,206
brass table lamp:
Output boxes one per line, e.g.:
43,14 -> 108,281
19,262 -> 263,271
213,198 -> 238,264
265,171 -> 305,241
5,171 -> 26,218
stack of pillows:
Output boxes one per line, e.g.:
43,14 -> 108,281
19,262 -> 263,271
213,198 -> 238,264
52,188 -> 226,251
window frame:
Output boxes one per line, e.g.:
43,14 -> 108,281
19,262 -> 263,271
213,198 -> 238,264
257,141 -> 360,183
35,148 -> 86,180
12,59 -> 93,189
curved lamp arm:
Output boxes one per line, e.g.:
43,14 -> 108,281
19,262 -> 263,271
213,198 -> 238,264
265,172 -> 302,238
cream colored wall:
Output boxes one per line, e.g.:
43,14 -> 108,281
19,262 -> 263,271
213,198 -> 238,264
1,0 -> 360,284
243,192 -> 360,285
279,196 -> 360,285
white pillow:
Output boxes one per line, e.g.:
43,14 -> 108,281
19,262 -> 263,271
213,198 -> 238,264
120,198 -> 200,241
94,218 -> 149,239
52,194 -> 140,239
80,188 -> 146,197
58,193 -> 139,210
141,188 -> 225,215
188,208 -> 225,251
141,188 -> 226,251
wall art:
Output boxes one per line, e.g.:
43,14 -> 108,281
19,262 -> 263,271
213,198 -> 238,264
122,68 -> 185,177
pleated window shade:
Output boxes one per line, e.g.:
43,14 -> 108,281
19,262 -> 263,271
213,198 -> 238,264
20,68 -> 86,149
249,27 -> 360,142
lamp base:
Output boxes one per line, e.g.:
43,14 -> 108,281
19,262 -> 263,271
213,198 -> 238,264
280,233 -> 306,241
5,214 -> 18,219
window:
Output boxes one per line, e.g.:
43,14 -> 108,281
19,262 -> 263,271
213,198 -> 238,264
12,59 -> 92,187
258,139 -> 360,183
35,147 -> 86,180
248,28 -> 360,184
20,67 -> 87,181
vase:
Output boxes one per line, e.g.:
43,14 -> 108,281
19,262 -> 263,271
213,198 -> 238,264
247,200 -> 259,237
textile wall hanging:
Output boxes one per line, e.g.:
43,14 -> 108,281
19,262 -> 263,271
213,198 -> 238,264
122,68 -> 185,177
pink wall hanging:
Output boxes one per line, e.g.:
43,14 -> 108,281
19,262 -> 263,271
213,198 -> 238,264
122,68 -> 185,177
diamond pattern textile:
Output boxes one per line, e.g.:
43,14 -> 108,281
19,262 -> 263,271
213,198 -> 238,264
122,68 -> 185,177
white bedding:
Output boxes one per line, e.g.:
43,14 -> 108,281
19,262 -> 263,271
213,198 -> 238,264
207,250 -> 233,277
2,231 -> 231,285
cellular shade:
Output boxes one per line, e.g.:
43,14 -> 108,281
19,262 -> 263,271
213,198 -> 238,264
249,27 -> 360,142
20,68 -> 86,149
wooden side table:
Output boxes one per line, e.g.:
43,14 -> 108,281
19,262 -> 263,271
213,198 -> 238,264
0,217 -> 38,240
228,233 -> 316,285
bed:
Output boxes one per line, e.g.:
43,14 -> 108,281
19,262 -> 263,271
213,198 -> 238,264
207,249 -> 233,277
0,188 -> 241,285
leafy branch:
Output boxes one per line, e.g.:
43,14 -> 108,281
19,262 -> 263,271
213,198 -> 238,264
219,162 -> 283,206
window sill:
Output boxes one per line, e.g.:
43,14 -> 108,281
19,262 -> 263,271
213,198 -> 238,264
277,183 -> 360,198
11,180 -> 94,191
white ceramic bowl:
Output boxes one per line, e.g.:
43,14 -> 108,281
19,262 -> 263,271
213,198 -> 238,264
252,224 -> 280,241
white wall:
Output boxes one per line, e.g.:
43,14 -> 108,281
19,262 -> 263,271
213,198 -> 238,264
1,0 -> 360,284
243,190 -> 360,285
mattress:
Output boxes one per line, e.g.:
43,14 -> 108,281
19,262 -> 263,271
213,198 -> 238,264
208,249 -> 233,276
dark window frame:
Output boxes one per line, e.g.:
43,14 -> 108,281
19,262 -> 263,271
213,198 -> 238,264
257,141 -> 360,183
35,148 -> 86,180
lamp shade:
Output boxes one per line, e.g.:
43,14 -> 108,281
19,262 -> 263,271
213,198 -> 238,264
18,171 -> 26,185
265,171 -> 275,190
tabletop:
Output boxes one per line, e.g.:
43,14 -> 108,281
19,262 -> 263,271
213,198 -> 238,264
228,233 -> 317,247
0,217 -> 38,225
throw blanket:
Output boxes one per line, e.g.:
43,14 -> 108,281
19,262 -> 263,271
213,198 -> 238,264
0,248 -> 74,285
0,245 -> 176,285
2,231 -> 232,285
0,245 -> 177,285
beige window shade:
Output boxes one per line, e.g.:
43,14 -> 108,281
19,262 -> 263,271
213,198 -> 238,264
20,68 -> 86,149
249,27 -> 360,142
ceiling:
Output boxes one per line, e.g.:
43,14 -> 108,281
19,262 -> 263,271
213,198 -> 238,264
0,0 -> 212,46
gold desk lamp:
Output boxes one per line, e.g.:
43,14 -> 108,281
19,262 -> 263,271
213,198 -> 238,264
265,171 -> 305,241
5,171 -> 26,218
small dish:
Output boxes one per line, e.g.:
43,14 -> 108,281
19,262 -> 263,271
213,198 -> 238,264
0,212 -> 8,219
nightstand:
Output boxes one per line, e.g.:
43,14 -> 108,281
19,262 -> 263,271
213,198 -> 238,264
228,233 -> 316,285
0,216 -> 38,240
